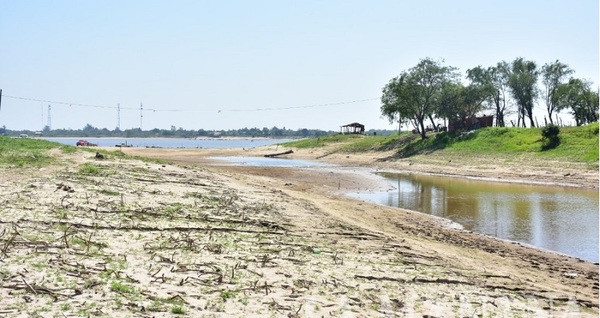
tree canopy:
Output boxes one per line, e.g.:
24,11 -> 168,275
381,58 -> 458,139
555,78 -> 599,126
541,60 -> 573,125
381,56 -> 598,134
508,57 -> 539,128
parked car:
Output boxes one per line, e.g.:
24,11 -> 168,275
76,139 -> 97,147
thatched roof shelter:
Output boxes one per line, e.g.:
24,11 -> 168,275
340,122 -> 365,134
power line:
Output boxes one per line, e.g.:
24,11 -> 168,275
2,94 -> 379,113
4,95 -> 132,110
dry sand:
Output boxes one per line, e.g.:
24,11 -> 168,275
0,144 -> 597,317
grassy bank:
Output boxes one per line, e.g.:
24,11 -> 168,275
282,123 -> 599,166
0,137 -> 127,167
0,137 -> 71,167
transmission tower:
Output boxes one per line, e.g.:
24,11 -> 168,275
140,102 -> 143,130
47,105 -> 52,130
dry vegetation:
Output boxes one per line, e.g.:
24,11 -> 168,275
0,146 -> 597,317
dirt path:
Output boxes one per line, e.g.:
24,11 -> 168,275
0,145 -> 597,317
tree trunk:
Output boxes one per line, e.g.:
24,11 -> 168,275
528,108 -> 536,128
495,95 -> 504,127
418,118 -> 427,139
428,115 -> 436,131
497,113 -> 504,127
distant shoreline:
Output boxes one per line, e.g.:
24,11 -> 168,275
41,136 -> 294,149
41,136 -> 295,140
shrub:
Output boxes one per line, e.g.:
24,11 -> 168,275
541,124 -> 560,150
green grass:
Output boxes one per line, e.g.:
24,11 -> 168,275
336,133 -> 416,152
445,123 -> 599,163
281,133 -> 418,152
220,290 -> 236,301
110,281 -> 136,294
97,189 -> 120,196
78,163 -> 103,175
281,134 -> 364,148
0,136 -> 66,167
170,305 -> 186,314
0,137 -> 126,167
540,123 -> 599,162
284,123 -> 599,165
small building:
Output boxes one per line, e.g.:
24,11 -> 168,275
449,115 -> 494,132
340,122 -> 365,135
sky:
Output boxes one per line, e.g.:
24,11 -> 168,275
1,0 -> 598,131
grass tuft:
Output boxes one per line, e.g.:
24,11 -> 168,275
110,281 -> 136,294
171,305 -> 185,314
78,163 -> 103,175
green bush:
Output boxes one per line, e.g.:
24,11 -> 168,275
541,125 -> 560,150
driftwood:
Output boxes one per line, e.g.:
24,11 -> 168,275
264,150 -> 293,158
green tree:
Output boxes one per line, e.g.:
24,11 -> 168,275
436,82 -> 488,131
467,62 -> 512,127
555,78 -> 599,126
436,81 -> 463,125
541,60 -> 573,125
82,124 -> 98,137
508,57 -> 539,128
381,58 -> 458,138
381,72 -> 413,133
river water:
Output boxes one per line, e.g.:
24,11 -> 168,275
42,137 -> 291,149
348,172 -> 599,262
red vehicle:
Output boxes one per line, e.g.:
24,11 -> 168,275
76,140 -> 97,147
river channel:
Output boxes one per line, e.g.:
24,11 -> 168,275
348,172 -> 599,262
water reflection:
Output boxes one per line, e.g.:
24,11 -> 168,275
349,173 -> 599,262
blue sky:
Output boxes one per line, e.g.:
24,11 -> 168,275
1,0 -> 598,131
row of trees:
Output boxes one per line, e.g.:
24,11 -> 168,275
380,57 -> 599,139
1,124 -> 342,139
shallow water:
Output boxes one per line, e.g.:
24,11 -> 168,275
348,173 -> 599,262
211,156 -> 330,168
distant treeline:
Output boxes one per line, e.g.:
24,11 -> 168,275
0,124 -> 396,138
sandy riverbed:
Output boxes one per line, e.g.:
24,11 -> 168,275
0,144 -> 597,317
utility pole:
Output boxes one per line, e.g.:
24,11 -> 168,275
0,89 -> 3,112
117,103 -> 121,130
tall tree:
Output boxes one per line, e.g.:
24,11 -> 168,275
381,72 -> 415,133
508,57 -> 539,128
541,60 -> 573,125
467,62 -> 511,127
436,81 -> 463,126
555,78 -> 599,126
436,82 -> 488,130
381,58 -> 458,138
410,58 -> 459,137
